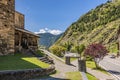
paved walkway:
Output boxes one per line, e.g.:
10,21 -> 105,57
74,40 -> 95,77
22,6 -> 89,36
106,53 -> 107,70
32,50 -> 116,80
72,59 -> 116,80
87,68 -> 115,80
31,50 -> 79,80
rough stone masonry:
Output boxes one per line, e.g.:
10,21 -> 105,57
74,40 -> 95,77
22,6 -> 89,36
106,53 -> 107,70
0,0 -> 15,55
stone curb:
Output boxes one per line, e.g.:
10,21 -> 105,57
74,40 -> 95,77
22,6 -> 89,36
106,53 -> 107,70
0,65 -> 55,80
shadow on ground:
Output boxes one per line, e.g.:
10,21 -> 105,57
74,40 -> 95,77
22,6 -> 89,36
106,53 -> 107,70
67,64 -> 76,67
108,70 -> 120,75
30,75 -> 70,80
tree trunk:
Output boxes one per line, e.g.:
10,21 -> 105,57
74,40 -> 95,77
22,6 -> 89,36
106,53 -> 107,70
94,59 -> 99,69
79,52 -> 81,60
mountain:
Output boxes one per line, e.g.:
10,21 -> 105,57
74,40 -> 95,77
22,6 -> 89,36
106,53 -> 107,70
38,33 -> 63,48
53,1 -> 120,53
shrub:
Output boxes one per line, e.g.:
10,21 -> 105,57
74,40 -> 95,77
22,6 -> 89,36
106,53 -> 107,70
63,41 -> 73,51
49,45 -> 66,57
75,44 -> 85,60
36,50 -> 45,57
86,56 -> 93,61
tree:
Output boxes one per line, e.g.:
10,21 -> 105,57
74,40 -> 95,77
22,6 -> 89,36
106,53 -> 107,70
84,43 -> 108,68
75,44 -> 85,60
49,45 -> 66,57
64,41 -> 72,52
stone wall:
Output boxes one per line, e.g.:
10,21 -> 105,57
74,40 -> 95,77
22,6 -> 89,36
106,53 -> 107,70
15,11 -> 24,29
0,66 -> 55,80
0,0 -> 15,55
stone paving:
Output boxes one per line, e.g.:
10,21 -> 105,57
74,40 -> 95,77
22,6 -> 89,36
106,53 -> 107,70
72,58 -> 116,80
31,50 -> 116,80
31,50 -> 78,80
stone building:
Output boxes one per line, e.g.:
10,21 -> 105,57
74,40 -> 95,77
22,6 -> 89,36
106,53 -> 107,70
0,0 -> 39,55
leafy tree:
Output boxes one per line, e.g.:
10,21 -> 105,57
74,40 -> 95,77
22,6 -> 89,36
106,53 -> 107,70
84,43 -> 108,68
49,45 -> 66,57
75,44 -> 85,60
54,1 -> 120,55
64,41 -> 73,52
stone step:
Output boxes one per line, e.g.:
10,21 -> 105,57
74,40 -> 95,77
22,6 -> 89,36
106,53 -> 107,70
38,57 -> 54,64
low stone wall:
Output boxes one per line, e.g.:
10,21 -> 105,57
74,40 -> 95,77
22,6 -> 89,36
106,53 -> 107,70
0,65 -> 55,80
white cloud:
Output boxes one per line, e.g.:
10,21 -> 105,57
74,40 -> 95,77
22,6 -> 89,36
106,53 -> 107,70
48,30 -> 62,35
39,29 -> 46,33
35,28 -> 62,35
35,29 -> 46,34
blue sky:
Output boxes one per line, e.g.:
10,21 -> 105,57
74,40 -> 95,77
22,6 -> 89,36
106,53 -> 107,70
15,0 -> 108,35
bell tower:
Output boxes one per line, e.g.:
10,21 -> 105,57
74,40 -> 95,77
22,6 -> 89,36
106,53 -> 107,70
0,0 -> 15,55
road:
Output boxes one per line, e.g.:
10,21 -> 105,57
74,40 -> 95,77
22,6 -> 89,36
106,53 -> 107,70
100,55 -> 120,80
33,50 -> 115,80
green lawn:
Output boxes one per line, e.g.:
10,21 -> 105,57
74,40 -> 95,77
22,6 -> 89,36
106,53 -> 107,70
62,57 -> 77,62
0,54 -> 50,71
86,61 -> 108,75
86,73 -> 98,80
86,61 -> 96,68
66,71 -> 97,80
66,71 -> 82,80
70,57 -> 78,62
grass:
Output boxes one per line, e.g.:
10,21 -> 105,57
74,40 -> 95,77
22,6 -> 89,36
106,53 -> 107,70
66,71 -> 97,80
86,61 -> 96,68
70,57 -> 78,62
66,71 -> 82,80
62,57 -> 77,62
86,61 -> 109,75
0,54 -> 50,71
86,73 -> 98,80
36,50 -> 45,57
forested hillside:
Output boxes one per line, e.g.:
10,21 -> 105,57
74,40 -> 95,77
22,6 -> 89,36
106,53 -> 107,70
53,1 -> 120,53
38,33 -> 62,48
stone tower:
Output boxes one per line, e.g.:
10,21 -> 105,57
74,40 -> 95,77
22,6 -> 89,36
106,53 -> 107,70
0,0 -> 15,55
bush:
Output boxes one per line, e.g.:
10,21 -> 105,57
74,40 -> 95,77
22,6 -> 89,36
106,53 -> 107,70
49,45 -> 66,57
75,44 -> 85,59
86,56 -> 93,61
109,43 -> 118,53
36,50 -> 45,57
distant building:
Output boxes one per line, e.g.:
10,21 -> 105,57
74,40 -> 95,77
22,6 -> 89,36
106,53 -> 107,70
0,0 -> 39,55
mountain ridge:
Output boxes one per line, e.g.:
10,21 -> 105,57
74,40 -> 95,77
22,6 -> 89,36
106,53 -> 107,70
53,1 -> 120,53
38,33 -> 63,48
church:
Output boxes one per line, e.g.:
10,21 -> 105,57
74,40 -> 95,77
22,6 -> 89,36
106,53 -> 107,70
0,0 -> 39,55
